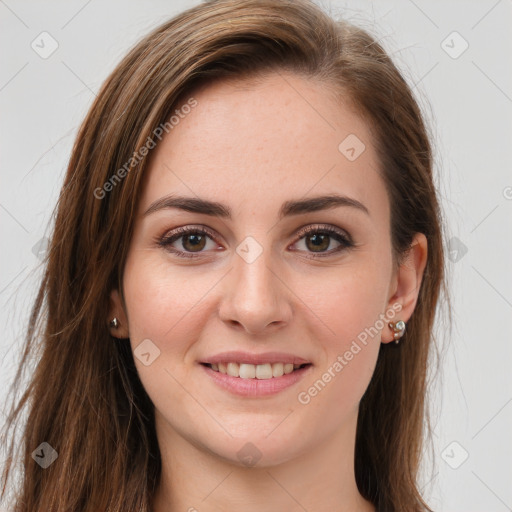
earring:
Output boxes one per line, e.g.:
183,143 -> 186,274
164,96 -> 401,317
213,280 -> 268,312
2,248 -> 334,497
388,320 -> 406,344
109,317 -> 119,329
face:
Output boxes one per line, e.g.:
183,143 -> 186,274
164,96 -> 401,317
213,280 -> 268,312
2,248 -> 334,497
110,71 -> 423,467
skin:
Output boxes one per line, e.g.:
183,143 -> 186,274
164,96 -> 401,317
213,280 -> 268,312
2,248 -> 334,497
109,71 -> 427,512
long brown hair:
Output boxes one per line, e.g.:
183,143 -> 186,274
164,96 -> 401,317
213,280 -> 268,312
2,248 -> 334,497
1,1 -> 448,510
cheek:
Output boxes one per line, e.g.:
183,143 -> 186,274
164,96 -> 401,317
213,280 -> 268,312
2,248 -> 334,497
121,253 -> 214,410
310,262 -> 391,346
296,262 -> 390,406
123,251 -> 213,345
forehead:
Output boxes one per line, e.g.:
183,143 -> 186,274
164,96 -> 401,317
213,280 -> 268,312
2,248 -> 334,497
140,72 -> 387,221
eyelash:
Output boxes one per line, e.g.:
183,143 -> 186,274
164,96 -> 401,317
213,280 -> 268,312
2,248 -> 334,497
157,224 -> 354,259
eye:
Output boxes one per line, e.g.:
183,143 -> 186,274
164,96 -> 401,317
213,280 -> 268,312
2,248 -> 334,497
158,224 -> 354,259
291,224 -> 353,257
158,226 -> 221,259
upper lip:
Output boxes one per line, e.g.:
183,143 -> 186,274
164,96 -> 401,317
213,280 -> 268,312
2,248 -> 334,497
200,351 -> 312,366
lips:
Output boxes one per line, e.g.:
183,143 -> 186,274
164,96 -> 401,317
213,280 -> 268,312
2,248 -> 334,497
200,359 -> 312,396
198,350 -> 313,394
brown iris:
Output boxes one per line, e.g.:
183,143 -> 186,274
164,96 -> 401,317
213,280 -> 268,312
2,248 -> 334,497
305,233 -> 330,252
182,233 -> 207,252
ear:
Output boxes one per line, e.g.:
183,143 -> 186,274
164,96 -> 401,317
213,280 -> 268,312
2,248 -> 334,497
382,232 -> 428,344
108,289 -> 130,338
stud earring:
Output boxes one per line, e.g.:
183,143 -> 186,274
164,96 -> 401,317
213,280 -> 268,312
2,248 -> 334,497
109,317 -> 119,329
388,320 -> 406,344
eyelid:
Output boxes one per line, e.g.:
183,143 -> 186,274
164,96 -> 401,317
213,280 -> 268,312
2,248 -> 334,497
162,224 -> 219,242
293,223 -> 353,244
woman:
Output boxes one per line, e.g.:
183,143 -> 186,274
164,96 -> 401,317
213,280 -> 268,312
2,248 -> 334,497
1,0 -> 448,510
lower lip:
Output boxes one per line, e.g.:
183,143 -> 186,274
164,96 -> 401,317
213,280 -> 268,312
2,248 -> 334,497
200,363 -> 313,397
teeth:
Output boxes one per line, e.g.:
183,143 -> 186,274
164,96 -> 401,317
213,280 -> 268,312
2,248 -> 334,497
272,362 -> 284,377
256,363 -> 272,379
210,362 -> 307,379
239,363 -> 256,379
227,362 -> 239,377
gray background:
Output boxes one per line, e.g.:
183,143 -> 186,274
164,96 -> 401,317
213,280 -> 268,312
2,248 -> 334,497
1,1 -> 511,510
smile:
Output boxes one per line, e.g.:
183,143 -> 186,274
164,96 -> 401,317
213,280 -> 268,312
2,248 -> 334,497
200,361 -> 313,397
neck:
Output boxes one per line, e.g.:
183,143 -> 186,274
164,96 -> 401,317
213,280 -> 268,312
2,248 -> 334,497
152,411 -> 375,512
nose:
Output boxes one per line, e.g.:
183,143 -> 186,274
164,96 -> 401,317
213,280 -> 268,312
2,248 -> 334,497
217,244 -> 292,335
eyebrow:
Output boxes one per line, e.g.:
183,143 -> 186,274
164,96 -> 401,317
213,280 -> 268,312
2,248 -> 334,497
143,193 -> 369,219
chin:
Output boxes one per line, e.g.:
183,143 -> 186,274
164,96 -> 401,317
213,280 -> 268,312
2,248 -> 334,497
202,426 -> 310,469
